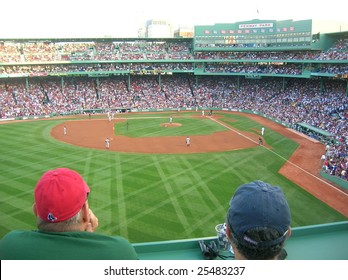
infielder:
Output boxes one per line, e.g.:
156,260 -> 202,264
105,137 -> 110,149
186,136 -> 191,147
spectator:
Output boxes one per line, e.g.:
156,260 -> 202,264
226,180 -> 291,260
0,168 -> 138,260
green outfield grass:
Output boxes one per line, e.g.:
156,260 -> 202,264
116,115 -> 227,137
0,112 -> 346,243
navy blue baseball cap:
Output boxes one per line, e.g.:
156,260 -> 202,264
227,180 -> 291,248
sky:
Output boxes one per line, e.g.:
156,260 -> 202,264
1,0 -> 348,38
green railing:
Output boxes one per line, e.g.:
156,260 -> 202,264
133,222 -> 348,260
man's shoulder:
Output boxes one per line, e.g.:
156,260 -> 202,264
1,229 -> 37,239
75,231 -> 132,243
0,230 -> 138,260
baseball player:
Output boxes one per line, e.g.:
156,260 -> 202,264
261,127 -> 265,135
105,137 -> 110,149
169,116 -> 173,124
63,126 -> 67,135
186,136 -> 191,147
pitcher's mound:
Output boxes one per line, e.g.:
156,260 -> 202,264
160,123 -> 182,127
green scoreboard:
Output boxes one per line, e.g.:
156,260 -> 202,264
194,19 -> 313,49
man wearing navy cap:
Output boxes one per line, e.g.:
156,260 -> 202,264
226,180 -> 291,260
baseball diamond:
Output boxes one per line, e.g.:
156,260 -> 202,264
50,112 -> 348,217
1,110 -> 347,244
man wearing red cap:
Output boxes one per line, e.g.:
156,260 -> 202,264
0,168 -> 138,260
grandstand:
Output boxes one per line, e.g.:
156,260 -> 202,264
0,18 -> 347,259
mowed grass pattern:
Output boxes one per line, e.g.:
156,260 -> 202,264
0,112 -> 346,243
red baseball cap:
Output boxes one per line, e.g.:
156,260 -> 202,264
34,168 -> 90,223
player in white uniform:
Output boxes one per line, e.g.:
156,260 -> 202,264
186,136 -> 191,147
105,138 -> 110,149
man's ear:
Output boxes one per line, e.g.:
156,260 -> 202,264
225,225 -> 234,245
225,225 -> 239,257
286,228 -> 292,239
32,203 -> 37,216
81,202 -> 89,223
225,225 -> 231,237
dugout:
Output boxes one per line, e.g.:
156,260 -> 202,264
295,122 -> 334,143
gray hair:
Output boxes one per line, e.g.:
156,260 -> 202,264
36,209 -> 83,232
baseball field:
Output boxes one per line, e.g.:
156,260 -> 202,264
0,111 -> 347,243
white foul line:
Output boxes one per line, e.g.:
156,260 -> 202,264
209,116 -> 348,197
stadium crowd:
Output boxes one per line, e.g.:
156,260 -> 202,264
1,62 -> 347,76
1,39 -> 347,63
